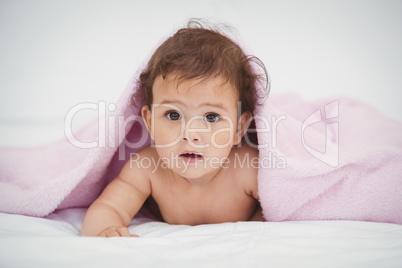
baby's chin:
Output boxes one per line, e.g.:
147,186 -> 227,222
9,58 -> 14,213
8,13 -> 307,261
171,166 -> 222,184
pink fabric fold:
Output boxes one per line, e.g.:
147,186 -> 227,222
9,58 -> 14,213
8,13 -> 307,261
256,94 -> 402,224
0,72 -> 151,217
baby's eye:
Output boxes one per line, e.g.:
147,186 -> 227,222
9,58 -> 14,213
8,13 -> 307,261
204,113 -> 220,123
166,111 -> 182,120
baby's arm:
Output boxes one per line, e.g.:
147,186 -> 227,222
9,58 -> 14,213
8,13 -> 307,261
235,144 -> 265,222
246,174 -> 265,222
81,155 -> 151,237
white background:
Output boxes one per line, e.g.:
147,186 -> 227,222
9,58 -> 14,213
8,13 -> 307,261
1,0 -> 401,146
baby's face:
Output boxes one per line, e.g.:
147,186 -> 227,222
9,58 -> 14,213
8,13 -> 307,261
142,74 -> 245,183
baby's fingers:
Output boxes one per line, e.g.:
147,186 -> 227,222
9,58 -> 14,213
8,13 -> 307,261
115,226 -> 134,237
102,227 -> 121,237
99,226 -> 137,237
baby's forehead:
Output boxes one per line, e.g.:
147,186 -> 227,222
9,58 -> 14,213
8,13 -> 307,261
151,73 -> 240,107
154,73 -> 238,95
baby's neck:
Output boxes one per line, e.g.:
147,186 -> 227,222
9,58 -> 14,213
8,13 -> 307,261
171,168 -> 223,186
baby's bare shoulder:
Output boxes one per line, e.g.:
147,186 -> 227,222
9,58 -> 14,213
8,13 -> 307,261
228,144 -> 259,198
124,146 -> 159,172
117,146 -> 158,187
229,143 -> 259,168
133,145 -> 158,158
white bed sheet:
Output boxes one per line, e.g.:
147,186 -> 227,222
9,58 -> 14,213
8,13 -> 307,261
1,208 -> 402,268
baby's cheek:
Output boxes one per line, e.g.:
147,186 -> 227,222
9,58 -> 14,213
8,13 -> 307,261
154,123 -> 182,146
210,127 -> 234,148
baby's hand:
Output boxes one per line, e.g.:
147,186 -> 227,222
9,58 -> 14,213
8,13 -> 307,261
97,226 -> 139,238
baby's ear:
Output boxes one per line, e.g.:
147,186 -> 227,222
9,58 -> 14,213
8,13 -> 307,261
141,105 -> 154,139
234,112 -> 253,145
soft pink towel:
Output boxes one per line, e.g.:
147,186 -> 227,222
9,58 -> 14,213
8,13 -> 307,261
1,68 -> 401,224
0,72 -> 150,216
256,94 -> 402,224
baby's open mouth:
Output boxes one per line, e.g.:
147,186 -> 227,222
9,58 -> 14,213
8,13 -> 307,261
179,152 -> 203,163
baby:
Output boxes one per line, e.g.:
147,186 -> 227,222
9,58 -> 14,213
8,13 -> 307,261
81,22 -> 267,237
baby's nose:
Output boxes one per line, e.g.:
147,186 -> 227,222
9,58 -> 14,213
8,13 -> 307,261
183,117 -> 208,143
183,128 -> 201,142
182,136 -> 199,142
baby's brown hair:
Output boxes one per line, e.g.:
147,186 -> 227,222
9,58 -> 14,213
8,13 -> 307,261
133,20 -> 268,115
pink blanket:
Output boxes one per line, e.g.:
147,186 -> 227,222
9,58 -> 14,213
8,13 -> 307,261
256,94 -> 402,223
1,75 -> 402,224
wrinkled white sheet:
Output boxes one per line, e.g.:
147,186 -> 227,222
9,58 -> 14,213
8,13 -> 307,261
1,208 -> 402,268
